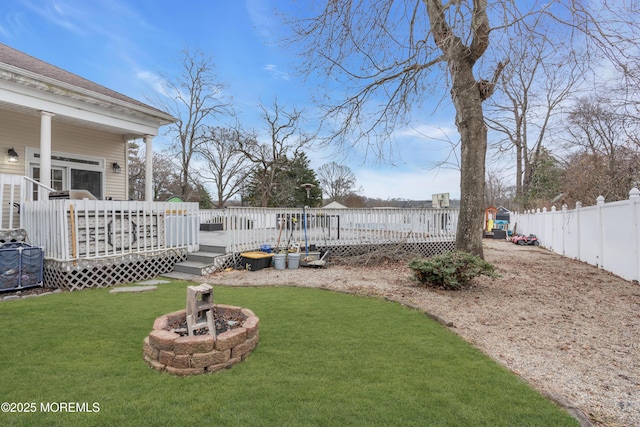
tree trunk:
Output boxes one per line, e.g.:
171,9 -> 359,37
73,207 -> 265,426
451,62 -> 486,258
515,140 -> 523,209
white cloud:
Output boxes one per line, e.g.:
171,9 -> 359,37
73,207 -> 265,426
397,124 -> 458,142
245,0 -> 279,43
136,70 -> 173,98
264,64 -> 290,80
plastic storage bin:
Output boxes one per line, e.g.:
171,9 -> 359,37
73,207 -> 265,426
240,251 -> 274,271
0,242 -> 44,292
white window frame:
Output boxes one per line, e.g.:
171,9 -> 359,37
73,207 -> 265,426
26,148 -> 106,199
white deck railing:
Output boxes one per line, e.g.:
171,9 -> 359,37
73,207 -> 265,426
20,200 -> 199,261
0,174 -> 22,230
1,174 -> 200,261
223,207 -> 458,254
199,209 -> 226,225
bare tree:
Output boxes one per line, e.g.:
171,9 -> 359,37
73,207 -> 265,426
288,1 -> 640,258
561,95 -> 640,203
153,48 -> 231,200
195,126 -> 252,208
128,141 -> 146,200
317,162 -> 358,203
151,152 -> 182,201
484,171 -> 516,211
236,100 -> 314,207
485,22 -> 583,211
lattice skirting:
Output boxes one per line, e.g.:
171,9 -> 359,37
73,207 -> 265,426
44,249 -> 188,291
225,241 -> 455,270
197,254 -> 237,276
323,241 -> 455,258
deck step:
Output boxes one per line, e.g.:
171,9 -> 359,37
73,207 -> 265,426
187,251 -> 222,264
170,246 -> 229,277
199,244 -> 226,254
173,260 -> 215,276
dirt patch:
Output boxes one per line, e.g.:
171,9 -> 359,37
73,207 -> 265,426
201,239 -> 640,427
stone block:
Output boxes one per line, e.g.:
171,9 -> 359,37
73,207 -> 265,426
243,316 -> 259,338
231,334 -> 259,359
173,354 -> 191,369
205,363 -> 228,373
215,328 -> 247,351
148,330 -> 179,351
165,366 -> 204,376
158,350 -> 175,366
173,334 -> 215,355
153,315 -> 169,331
164,310 -> 186,326
144,355 -> 165,371
240,308 -> 255,319
191,349 -> 230,368
225,357 -> 242,369
143,337 -> 159,360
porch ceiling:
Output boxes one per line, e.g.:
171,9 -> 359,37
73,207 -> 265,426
0,98 -> 157,139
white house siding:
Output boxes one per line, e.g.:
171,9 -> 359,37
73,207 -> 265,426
0,108 -> 127,200
0,109 -> 38,176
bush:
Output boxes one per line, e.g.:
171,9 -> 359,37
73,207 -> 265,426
408,251 -> 498,290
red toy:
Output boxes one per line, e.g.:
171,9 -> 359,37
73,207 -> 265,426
512,234 -> 539,246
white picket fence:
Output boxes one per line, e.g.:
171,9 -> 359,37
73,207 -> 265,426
512,188 -> 640,282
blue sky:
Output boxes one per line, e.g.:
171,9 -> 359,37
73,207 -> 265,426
0,0 -> 461,200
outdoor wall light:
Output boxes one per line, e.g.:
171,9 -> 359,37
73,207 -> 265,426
7,147 -> 19,163
112,162 -> 121,174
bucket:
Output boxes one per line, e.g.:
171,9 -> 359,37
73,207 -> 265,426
260,244 -> 272,253
287,252 -> 300,270
273,253 -> 286,270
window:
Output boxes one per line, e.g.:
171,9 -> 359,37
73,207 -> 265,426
27,148 -> 105,200
71,169 -> 102,198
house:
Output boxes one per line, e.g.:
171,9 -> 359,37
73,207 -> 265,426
322,201 -> 347,209
0,43 -> 200,291
0,43 -> 174,202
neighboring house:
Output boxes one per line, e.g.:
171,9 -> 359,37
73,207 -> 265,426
0,43 -> 200,291
322,201 -> 348,209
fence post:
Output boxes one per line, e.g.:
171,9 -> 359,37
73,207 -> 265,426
575,201 -> 582,261
561,204 -> 568,256
630,188 -> 640,282
596,195 -> 605,269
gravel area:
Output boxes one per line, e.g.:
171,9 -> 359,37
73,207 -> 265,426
200,239 -> 640,427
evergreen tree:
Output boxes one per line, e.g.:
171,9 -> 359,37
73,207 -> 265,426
244,152 -> 321,207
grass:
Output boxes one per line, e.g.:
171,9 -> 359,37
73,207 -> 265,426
0,282 -> 578,426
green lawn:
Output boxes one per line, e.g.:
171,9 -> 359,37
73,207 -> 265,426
0,282 -> 577,426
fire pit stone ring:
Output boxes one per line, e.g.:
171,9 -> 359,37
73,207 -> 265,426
143,304 -> 259,376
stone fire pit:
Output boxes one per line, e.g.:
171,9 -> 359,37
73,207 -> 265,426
143,304 -> 259,375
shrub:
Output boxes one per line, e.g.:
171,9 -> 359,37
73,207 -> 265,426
408,251 -> 498,290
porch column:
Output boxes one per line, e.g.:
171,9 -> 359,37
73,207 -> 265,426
144,135 -> 153,201
39,111 -> 55,200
